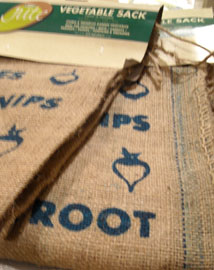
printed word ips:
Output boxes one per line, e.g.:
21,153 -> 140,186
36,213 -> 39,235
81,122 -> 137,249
0,94 -> 62,110
100,113 -> 150,132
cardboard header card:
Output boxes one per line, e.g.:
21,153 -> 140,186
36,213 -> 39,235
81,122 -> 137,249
0,0 -> 163,68
158,8 -> 214,65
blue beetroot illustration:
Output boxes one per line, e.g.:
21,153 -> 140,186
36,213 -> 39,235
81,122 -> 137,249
112,147 -> 150,192
0,125 -> 25,157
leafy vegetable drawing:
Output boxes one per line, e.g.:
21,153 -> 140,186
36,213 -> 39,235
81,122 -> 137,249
0,125 -> 25,157
112,147 -> 150,192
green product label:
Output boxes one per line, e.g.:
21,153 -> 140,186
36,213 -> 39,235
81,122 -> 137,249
162,17 -> 214,29
0,2 -> 158,42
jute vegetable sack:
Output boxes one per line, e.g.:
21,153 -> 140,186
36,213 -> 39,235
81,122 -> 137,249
0,0 -> 163,240
1,63 -> 214,269
0,57 -> 126,236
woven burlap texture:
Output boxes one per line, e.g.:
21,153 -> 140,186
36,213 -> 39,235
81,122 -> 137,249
0,58 -> 117,236
1,64 -> 214,269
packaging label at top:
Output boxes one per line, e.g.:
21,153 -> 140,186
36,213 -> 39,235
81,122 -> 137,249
0,1 -> 162,68
0,2 -> 158,43
162,17 -> 214,29
158,8 -> 214,65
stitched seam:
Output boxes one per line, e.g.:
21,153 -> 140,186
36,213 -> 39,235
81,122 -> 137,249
170,67 -> 187,269
195,67 -> 214,182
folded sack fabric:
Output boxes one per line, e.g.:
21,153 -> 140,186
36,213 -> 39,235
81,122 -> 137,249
1,63 -> 214,269
0,57 -> 121,236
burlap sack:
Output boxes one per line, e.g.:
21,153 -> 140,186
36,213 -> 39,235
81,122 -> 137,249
1,63 -> 214,269
0,0 -> 163,238
0,57 -> 121,236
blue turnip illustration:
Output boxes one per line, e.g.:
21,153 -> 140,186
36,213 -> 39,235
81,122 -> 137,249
120,82 -> 149,100
112,147 -> 150,192
50,70 -> 79,85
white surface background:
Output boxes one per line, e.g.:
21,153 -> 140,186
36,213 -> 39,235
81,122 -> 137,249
0,260 -> 62,270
